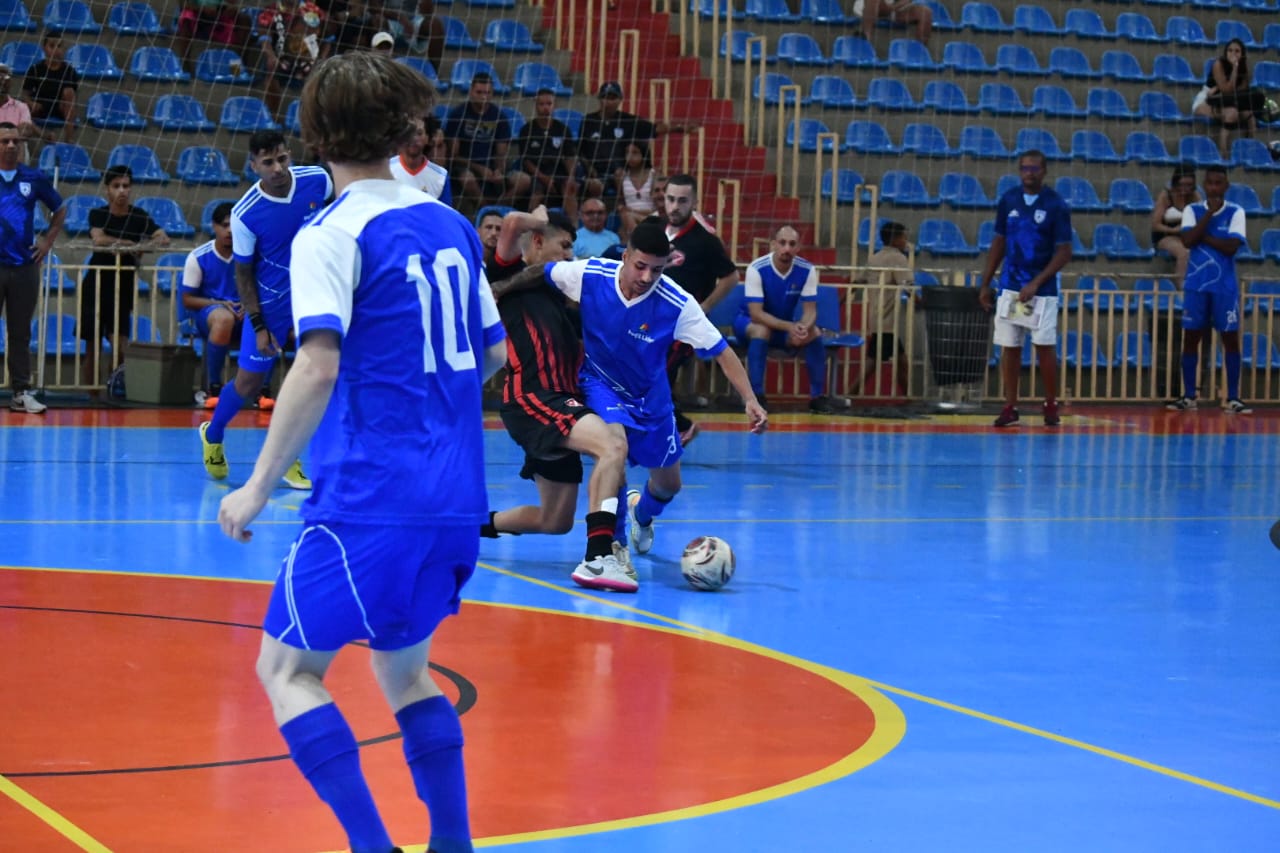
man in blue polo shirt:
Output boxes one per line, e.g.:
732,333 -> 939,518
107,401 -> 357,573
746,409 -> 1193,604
0,121 -> 65,413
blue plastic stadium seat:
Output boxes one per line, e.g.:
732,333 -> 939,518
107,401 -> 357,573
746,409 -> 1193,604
1087,87 -> 1138,121
693,0 -> 745,20
62,194 -> 106,235
551,108 -> 583,138
1116,12 -> 1167,43
177,146 -> 239,186
996,44 -> 1049,77
888,38 -> 939,71
977,219 -> 995,251
283,99 -> 300,134
1101,50 -> 1152,82
958,124 -> 1012,159
1032,84 -> 1087,118
942,41 -> 995,74
86,92 -> 147,129
706,283 -> 745,337
1215,19 -> 1259,47
200,198 -> 238,236
786,118 -> 840,153
1139,91 -> 1192,124
777,32 -> 829,66
880,169 -> 940,207
800,0 -> 850,24
1079,276 -> 1127,313
1013,5 -> 1064,36
107,1 -> 162,35
1056,176 -> 1110,211
195,48 -> 254,84
996,174 -> 1019,198
1225,184 -> 1268,216
1152,54 -> 1199,86
152,252 -> 188,296
392,57 -> 447,93
721,30 -> 774,63
1014,127 -> 1068,161
921,80 -> 978,114
919,0 -> 959,31
919,219 -> 981,257
0,0 -> 36,31
0,40 -> 41,73
866,78 -> 922,111
1070,129 -> 1126,164
1095,223 -> 1155,260
1179,135 -> 1231,166
1063,331 -> 1103,368
440,15 -> 480,49
136,197 -> 194,238
38,143 -> 99,182
831,35 -> 887,68
1233,138 -> 1280,172
809,75 -> 859,110
66,43 -> 124,80
1252,61 -> 1280,91
820,168 -> 865,204
1064,8 -> 1114,40
814,286 -> 863,349
1047,46 -> 1100,80
977,83 -> 1029,116
41,252 -> 71,292
1113,332 -> 1153,368
220,96 -> 280,133
129,45 -> 188,81
1109,179 -> 1156,213
41,314 -> 83,356
753,72 -> 801,106
938,171 -> 995,209
107,144 -> 169,184
844,120 -> 898,155
1266,23 -> 1280,51
1166,16 -> 1214,46
901,122 -> 953,158
511,61 -> 571,96
747,0 -> 801,22
1072,228 -> 1097,260
483,19 -> 544,52
466,0 -> 516,7
1133,278 -> 1182,313
1258,229 -> 1280,262
449,59 -> 509,93
153,94 -> 215,132
43,0 -> 99,33
961,2 -> 1013,33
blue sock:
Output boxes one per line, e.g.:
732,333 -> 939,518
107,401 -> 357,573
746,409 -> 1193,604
614,482 -> 629,543
1225,351 -> 1242,400
205,343 -> 228,389
395,696 -> 472,853
1180,353 -> 1198,400
279,704 -> 393,853
634,483 -> 673,527
804,339 -> 828,398
746,338 -> 768,395
205,380 -> 248,444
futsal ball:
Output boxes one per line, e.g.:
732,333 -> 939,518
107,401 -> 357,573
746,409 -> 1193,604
681,536 -> 736,591
1270,519 -> 1280,551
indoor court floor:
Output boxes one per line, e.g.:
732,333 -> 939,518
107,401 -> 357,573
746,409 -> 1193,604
2,404 -> 1279,852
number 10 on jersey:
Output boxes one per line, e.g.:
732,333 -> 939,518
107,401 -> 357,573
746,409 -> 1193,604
408,249 -> 476,374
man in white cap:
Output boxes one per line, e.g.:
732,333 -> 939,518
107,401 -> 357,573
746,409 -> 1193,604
371,30 -> 395,54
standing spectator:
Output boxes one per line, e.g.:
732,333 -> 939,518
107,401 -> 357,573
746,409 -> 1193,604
573,198 -> 619,258
1151,165 -> 1202,287
978,150 -> 1072,428
0,121 -> 64,413
734,225 -> 833,413
854,220 -> 915,397
857,0 -> 933,46
172,0 -> 250,74
22,33 -> 79,143
1167,166 -> 1250,414
182,202 -> 241,406
515,88 -> 579,219
445,73 -> 517,214
389,114 -> 451,203
614,141 -> 657,243
79,165 -> 170,390
1193,39 -> 1260,158
216,51 -> 506,853
0,64 -> 37,155
476,208 -> 503,267
258,0 -> 330,120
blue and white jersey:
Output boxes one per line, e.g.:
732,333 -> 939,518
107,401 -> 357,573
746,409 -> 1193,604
1181,201 -> 1246,294
0,164 -> 62,267
231,165 -> 333,322
181,241 -> 238,303
993,186 -> 1072,298
739,253 -> 818,325
290,179 -> 505,526
546,258 -> 727,415
388,155 -> 452,205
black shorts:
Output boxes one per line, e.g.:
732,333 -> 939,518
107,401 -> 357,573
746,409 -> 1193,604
79,269 -> 136,343
500,391 -> 593,484
866,332 -> 903,363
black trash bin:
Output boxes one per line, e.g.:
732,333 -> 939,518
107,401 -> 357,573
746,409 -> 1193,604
921,286 -> 991,386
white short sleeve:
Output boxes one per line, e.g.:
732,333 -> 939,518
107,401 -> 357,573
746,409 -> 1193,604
547,259 -> 590,301
674,296 -> 726,353
744,264 -> 764,301
290,226 -> 358,338
230,211 -> 256,263
1227,206 -> 1246,242
182,251 -> 203,292
801,264 -> 819,298
478,269 -> 501,340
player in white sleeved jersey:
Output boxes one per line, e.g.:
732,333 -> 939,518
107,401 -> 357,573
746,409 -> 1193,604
389,115 -> 452,204
199,130 -> 333,488
496,220 -> 767,577
217,52 -> 506,853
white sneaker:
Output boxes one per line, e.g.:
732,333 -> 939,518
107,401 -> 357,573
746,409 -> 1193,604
571,553 -> 639,592
612,540 -> 637,582
626,489 -> 654,554
1224,398 -> 1252,414
9,390 -> 47,413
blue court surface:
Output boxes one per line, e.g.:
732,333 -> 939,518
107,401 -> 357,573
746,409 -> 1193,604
2,408 -> 1278,852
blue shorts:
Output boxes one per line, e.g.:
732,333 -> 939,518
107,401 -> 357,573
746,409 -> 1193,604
732,314 -> 795,349
194,304 -> 242,340
262,522 -> 477,652
236,310 -> 292,372
583,379 -> 684,470
1181,288 -> 1240,333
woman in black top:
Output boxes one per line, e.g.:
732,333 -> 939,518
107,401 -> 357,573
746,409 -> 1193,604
1192,39 -> 1260,156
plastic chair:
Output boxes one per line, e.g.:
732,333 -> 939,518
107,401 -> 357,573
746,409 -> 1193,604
814,286 -> 863,349
957,124 -> 1012,159
1063,331 -> 1101,368
511,61 -> 572,96
961,2 -> 1013,33
1115,12 -> 1166,43
449,59 -> 509,94
42,314 -> 83,356
1152,54 -> 1199,86
938,172 -> 995,209
1013,128 -> 1068,161
136,197 -> 195,238
1013,5 -> 1064,36
747,0 -> 801,22
1101,50 -> 1152,82
921,80 -> 978,114
1047,46 -> 1101,80
865,78 -> 922,111
86,93 -> 147,129
66,43 -> 124,80
1225,184 -> 1267,216
888,38 -> 939,71
220,96 -> 280,133
37,143 -> 99,182
61,194 -> 105,235
942,41 -> 995,74
107,1 -> 162,35
1086,87 -> 1138,121
152,252 -> 188,296
809,75 -> 859,110
693,0 -> 745,20
0,0 -> 36,30
1166,16 -> 1214,46
1072,228 -> 1097,260
200,198 -> 238,236
1113,332 -> 1153,368
1032,85 -> 1087,118
1233,138 -> 1280,172
129,46 -> 189,81
0,40 -> 40,73
439,15 -> 480,49
777,32 -> 829,66
178,146 -> 239,186
551,108 -> 583,138
1056,176 -> 1110,212
996,44 -> 1049,77
857,218 -> 885,250
1109,178 -> 1156,213
918,219 -> 981,257
1080,276 -> 1126,312
977,83 -> 1029,116
820,168 -> 865,204
1252,61 -> 1280,91
482,19 -> 544,52
720,30 -> 773,63
786,118 -> 840,153
1260,230 -> 1280,262
1064,8 -> 1114,39
800,0 -> 850,24
106,144 -> 170,183
831,34 -> 887,68
195,48 -> 254,84
1215,19 -> 1259,47
1070,130 -> 1126,164
1138,91 -> 1191,124
880,170 -> 940,207
41,253 -> 72,292
498,105 -> 525,138
43,0 -> 99,33
154,94 -> 216,132
753,72 -> 801,107
1094,223 -> 1155,260
1133,278 -> 1183,313
919,0 -> 959,30
900,122 -> 953,158
1178,135 -> 1231,167
706,283 -> 745,334
844,120 -> 898,155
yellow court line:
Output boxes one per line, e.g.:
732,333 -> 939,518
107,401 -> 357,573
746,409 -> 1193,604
0,774 -> 110,852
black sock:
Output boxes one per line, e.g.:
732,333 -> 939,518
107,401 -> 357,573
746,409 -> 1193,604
585,510 -> 617,560
480,510 -> 500,539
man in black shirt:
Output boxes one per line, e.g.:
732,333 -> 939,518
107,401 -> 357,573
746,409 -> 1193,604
579,81 -> 655,201
484,207 -> 634,592
22,33 -> 79,142
515,88 -> 580,220
79,165 -> 170,387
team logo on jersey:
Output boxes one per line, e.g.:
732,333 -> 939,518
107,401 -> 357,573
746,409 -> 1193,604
17,182 -> 30,197
565,398 -> 582,407
1034,210 -> 1046,224
628,323 -> 656,344
1008,210 -> 1020,219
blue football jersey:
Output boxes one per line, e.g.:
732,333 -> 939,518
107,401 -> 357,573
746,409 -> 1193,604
993,186 -> 1072,297
181,241 -> 238,303
546,258 -> 726,415
290,179 -> 505,526
0,165 -> 62,266
1181,201 -> 1246,294
231,165 -> 333,322
739,253 -> 818,325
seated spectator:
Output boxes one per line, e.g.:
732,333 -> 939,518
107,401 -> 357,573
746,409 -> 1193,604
173,1 -> 251,74
390,114 -> 451,203
516,88 -> 579,219
854,220 -> 916,396
857,0 -> 932,45
79,165 -> 171,389
371,29 -> 395,54
579,82 -> 695,200
573,198 -> 619,258
445,73 -> 519,214
614,141 -> 658,242
22,33 -> 79,143
477,207 -> 504,268
258,0 -> 330,120
181,202 -> 241,406
1193,39 -> 1261,157
425,113 -> 449,168
1151,165 -> 1202,287
0,64 -> 37,158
